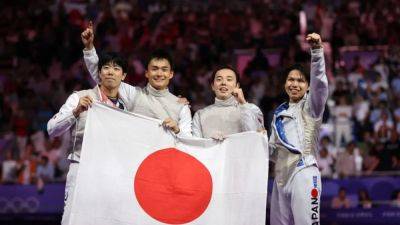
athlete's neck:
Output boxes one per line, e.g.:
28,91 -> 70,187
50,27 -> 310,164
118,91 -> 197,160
100,85 -> 118,98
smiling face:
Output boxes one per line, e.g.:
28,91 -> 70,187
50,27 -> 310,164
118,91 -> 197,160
284,69 -> 309,103
211,68 -> 238,100
145,58 -> 173,90
99,61 -> 126,90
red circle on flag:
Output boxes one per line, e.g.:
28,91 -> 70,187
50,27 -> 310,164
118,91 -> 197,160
311,188 -> 319,198
134,148 -> 213,224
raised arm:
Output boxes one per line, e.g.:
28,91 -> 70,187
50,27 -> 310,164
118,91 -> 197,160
306,33 -> 329,118
81,22 -> 138,105
81,22 -> 100,83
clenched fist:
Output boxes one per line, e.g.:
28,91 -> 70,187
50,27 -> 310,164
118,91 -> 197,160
306,33 -> 322,49
232,86 -> 247,105
162,118 -> 180,134
73,96 -> 93,117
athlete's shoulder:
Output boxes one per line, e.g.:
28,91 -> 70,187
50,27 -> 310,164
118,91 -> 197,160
74,88 -> 96,97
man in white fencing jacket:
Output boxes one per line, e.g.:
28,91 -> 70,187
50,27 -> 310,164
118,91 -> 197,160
47,52 -> 129,225
269,33 -> 328,225
192,66 -> 264,139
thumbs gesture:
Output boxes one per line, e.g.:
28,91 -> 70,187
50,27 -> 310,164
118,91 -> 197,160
306,33 -> 322,49
231,84 -> 247,105
81,21 -> 94,50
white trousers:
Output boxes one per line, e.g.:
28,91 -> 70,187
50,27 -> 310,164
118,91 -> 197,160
61,162 -> 79,225
334,123 -> 352,148
270,166 -> 321,225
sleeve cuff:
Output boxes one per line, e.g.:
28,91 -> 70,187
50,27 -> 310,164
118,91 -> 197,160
65,110 -> 78,123
239,102 -> 252,110
310,48 -> 324,55
83,47 -> 97,56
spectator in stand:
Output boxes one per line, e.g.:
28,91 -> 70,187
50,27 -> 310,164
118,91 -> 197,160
36,155 -> 55,183
335,141 -> 361,177
331,187 -> 352,209
357,130 -> 375,158
317,147 -> 334,178
357,189 -> 373,209
369,101 -> 390,125
16,144 -> 37,185
352,94 -> 370,140
369,143 -> 393,172
332,96 -> 353,148
11,108 -> 30,157
320,136 -> 338,159
374,111 -> 395,143
31,100 -> 53,153
1,151 -> 18,184
43,138 -> 63,166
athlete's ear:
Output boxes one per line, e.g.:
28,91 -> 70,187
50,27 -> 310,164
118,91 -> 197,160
236,83 -> 240,88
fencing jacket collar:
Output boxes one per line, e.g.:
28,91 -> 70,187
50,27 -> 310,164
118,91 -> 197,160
145,83 -> 169,97
273,93 -> 309,155
214,96 -> 237,107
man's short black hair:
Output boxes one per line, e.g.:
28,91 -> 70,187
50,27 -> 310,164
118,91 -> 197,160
145,49 -> 174,70
98,52 -> 128,74
284,63 -> 309,84
210,65 -> 241,84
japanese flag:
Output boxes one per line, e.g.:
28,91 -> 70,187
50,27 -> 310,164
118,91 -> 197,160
69,103 -> 269,225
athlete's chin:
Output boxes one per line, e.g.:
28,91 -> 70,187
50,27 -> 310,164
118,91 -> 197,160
150,82 -> 167,90
289,95 -> 303,102
215,93 -> 232,100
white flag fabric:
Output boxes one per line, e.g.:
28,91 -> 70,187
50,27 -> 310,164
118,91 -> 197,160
69,103 -> 269,225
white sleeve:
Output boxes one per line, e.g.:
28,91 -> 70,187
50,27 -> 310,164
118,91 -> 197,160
177,105 -> 193,137
83,48 -> 138,106
192,111 -> 203,138
83,48 -> 100,83
240,103 -> 264,131
308,48 -> 329,118
47,93 -> 79,138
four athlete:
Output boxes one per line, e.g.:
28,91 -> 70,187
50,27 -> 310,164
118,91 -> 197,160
48,21 -> 327,225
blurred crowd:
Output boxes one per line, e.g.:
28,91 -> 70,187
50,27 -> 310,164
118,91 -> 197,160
330,187 -> 400,209
0,0 -> 399,186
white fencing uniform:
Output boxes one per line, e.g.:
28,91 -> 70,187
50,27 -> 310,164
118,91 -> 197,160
192,96 -> 264,138
269,48 -> 328,225
47,86 -> 128,225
